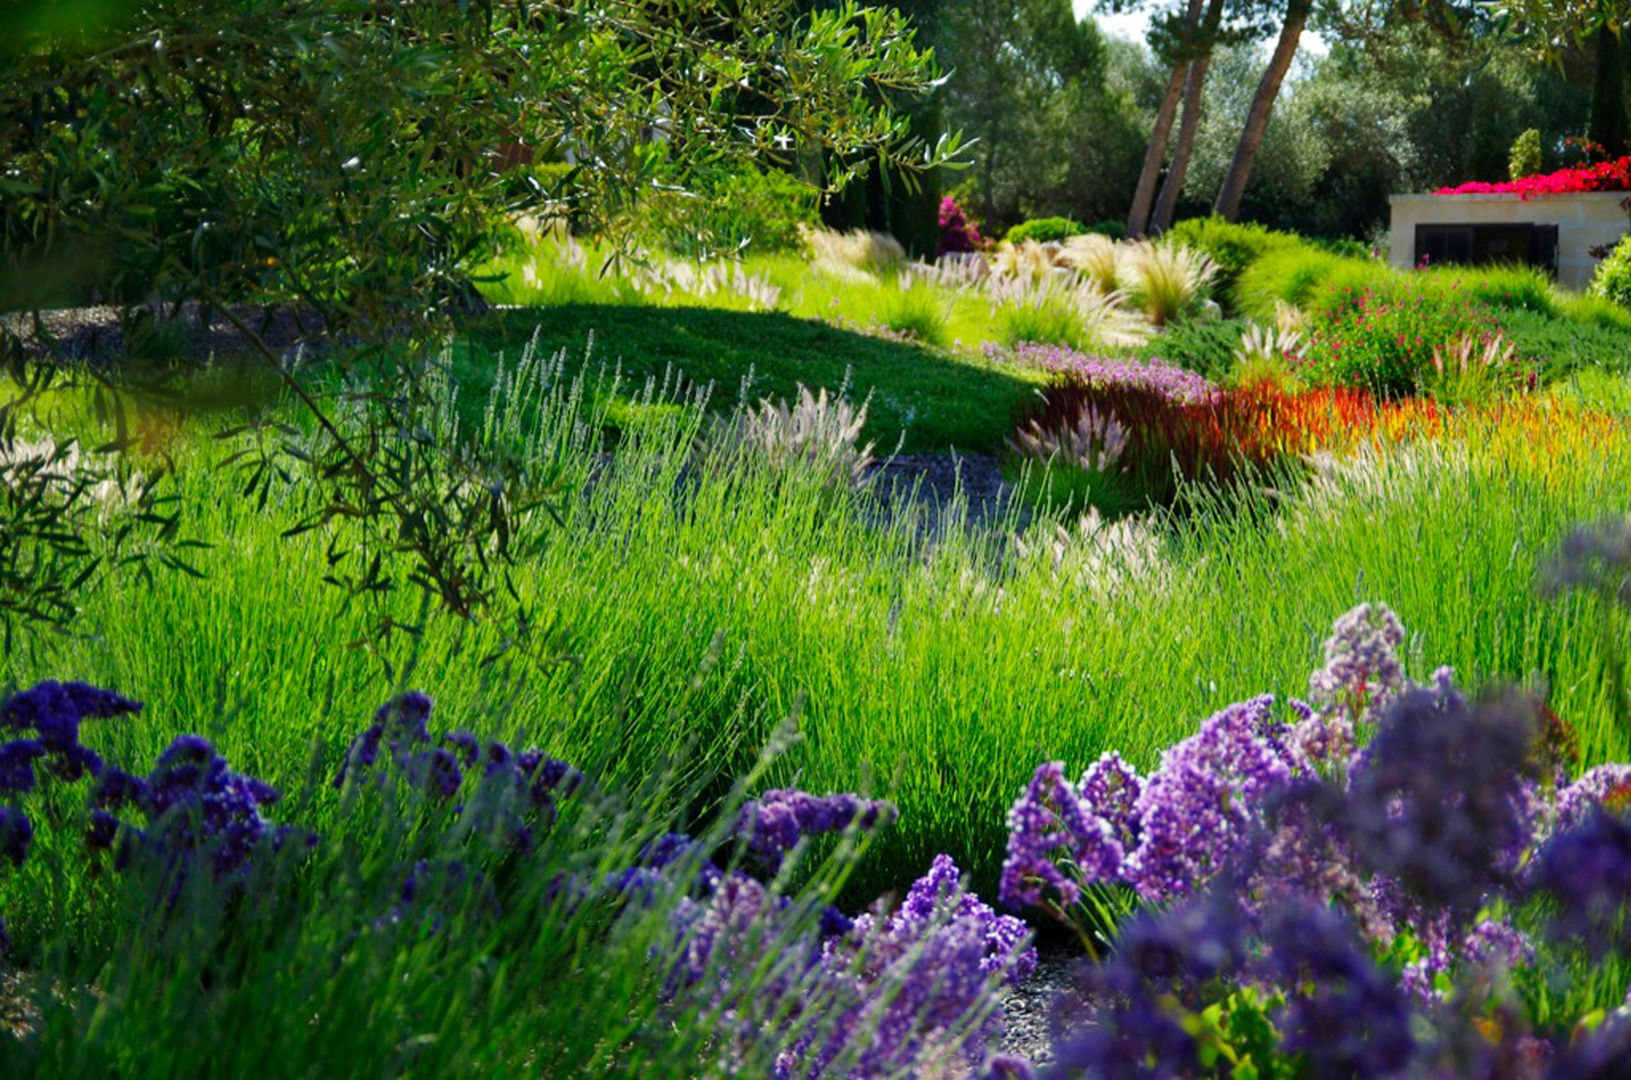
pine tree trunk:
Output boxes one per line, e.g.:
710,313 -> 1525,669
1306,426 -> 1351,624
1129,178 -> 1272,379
1126,60 -> 1190,238
1150,0 -> 1225,234
1213,0 -> 1311,221
1125,0 -> 1205,238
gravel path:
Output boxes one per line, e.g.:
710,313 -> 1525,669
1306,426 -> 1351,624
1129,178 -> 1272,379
996,947 -> 1080,1066
2,302 -> 352,364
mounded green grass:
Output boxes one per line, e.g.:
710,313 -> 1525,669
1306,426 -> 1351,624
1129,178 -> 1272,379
461,305 -> 1040,454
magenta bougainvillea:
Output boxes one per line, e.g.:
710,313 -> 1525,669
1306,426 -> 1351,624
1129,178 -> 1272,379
1436,155 -> 1631,198
935,195 -> 986,256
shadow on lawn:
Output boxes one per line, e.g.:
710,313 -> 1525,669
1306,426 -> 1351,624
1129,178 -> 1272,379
465,304 -> 1039,455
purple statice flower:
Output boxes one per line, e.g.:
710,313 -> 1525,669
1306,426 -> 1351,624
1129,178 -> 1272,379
406,748 -> 463,799
1124,696 -> 1293,903
603,865 -> 669,906
1264,902 -> 1416,1076
0,680 -> 137,783
668,870 -> 776,991
1045,896 -> 1247,1079
442,730 -> 480,767
1306,602 -> 1407,725
109,734 -> 288,884
1077,752 -> 1143,849
1542,514 -> 1631,608
984,1054 -> 1035,1080
335,693 -> 436,789
1343,682 -> 1538,928
737,790 -> 896,874
987,343 -> 1217,405
86,809 -> 120,852
1553,763 -> 1631,835
794,854 -> 1034,1078
0,806 -> 33,869
999,762 -> 1119,910
60,682 -> 143,721
0,739 -> 45,796
90,767 -> 148,810
1532,807 -> 1631,953
1464,916 -> 1533,970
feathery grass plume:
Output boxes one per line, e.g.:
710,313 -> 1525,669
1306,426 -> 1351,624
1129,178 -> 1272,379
723,384 -> 876,489
987,276 -> 1147,352
1273,298 -> 1308,338
989,239 -> 1061,286
1008,404 -> 1128,475
902,252 -> 989,291
1058,233 -> 1123,295
1012,510 -> 1166,600
1424,330 -> 1523,405
799,225 -> 906,283
1120,241 -> 1217,327
1230,321 -> 1306,392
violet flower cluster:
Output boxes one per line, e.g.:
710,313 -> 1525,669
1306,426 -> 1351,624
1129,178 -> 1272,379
999,593 -> 1631,1078
90,734 -> 307,890
661,846 -> 1034,1079
0,680 -> 142,945
985,342 -> 1217,405
737,788 -> 896,874
335,691 -> 583,851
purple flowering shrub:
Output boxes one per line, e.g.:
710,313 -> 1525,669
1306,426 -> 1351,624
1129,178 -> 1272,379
998,589 -> 1631,1077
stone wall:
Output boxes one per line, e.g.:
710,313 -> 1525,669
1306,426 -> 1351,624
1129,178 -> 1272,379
1388,192 -> 1628,291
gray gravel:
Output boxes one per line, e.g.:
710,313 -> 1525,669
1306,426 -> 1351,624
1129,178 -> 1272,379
995,947 -> 1080,1067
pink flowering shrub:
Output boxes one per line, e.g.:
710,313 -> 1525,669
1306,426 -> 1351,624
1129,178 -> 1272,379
1435,155 -> 1631,198
1301,279 -> 1503,398
935,194 -> 986,257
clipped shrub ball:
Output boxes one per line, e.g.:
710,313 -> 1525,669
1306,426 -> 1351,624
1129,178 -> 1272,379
1005,217 -> 1086,245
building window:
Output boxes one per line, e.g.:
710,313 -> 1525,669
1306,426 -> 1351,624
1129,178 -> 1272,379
1415,223 -> 1558,275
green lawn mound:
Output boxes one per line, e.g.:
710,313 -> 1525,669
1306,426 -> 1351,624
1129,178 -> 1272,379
467,305 -> 1038,455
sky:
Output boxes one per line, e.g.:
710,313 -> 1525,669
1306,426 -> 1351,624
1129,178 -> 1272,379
1070,0 -> 1328,56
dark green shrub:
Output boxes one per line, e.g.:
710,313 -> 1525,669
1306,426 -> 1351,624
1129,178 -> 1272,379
1131,318 -> 1248,379
1086,220 -> 1127,240
1165,217 -> 1302,312
1005,217 -> 1087,245
1502,308 -> 1631,376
